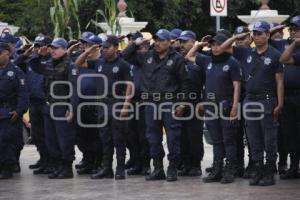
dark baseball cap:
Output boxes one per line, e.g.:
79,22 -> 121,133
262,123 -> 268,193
234,26 -> 250,34
81,32 -> 95,40
102,35 -> 119,48
0,33 -> 18,44
34,35 -> 52,46
0,42 -> 10,52
290,16 -> 300,27
217,29 -> 232,38
177,30 -> 197,41
153,29 -> 171,40
170,28 -> 183,40
49,38 -> 68,49
83,35 -> 103,45
210,33 -> 230,44
252,21 -> 270,32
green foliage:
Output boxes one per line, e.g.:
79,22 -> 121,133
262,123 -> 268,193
86,0 -> 122,35
50,0 -> 82,40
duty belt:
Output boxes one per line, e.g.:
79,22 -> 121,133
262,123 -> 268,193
246,93 -> 275,101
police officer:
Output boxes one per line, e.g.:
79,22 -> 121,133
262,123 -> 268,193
270,23 -> 285,40
86,35 -> 133,180
125,37 -> 151,176
177,30 -> 205,177
0,42 -> 29,179
74,35 -> 103,175
29,38 -> 78,179
123,29 -> 190,182
220,21 -> 284,186
269,16 -> 300,178
186,32 -> 242,184
233,26 -> 254,178
14,35 -> 52,175
170,28 -> 183,51
0,33 -> 19,60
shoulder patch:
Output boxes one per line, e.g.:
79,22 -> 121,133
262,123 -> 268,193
7,71 -> 14,77
223,65 -> 230,72
112,66 -> 119,73
166,59 -> 174,66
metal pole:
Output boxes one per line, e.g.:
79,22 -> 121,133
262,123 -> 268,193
216,16 -> 221,31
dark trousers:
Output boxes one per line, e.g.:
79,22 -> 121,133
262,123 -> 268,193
76,105 -> 102,165
205,112 -> 238,162
127,104 -> 150,166
29,104 -> 48,160
279,94 -> 300,166
244,98 -> 278,162
145,104 -> 182,162
0,118 -> 23,165
181,115 -> 204,168
43,105 -> 76,162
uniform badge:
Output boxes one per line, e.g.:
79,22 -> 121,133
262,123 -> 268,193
72,69 -> 77,76
147,57 -> 153,64
185,65 -> 189,72
112,66 -> 119,73
7,71 -> 14,77
207,63 -> 212,70
264,57 -> 272,66
223,65 -> 230,72
98,65 -> 103,72
20,79 -> 25,85
247,56 -> 252,63
166,59 -> 173,66
237,27 -> 244,34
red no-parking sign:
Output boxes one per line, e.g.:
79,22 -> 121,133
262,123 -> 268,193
210,0 -> 227,16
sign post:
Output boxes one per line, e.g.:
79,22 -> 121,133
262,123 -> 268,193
210,0 -> 228,31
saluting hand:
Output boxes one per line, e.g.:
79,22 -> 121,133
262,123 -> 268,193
201,35 -> 212,43
234,32 -> 250,40
86,44 -> 100,54
9,111 -> 19,123
24,46 -> 34,57
135,38 -> 150,46
194,41 -> 209,48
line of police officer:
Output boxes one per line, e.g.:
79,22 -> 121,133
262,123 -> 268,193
0,16 -> 299,186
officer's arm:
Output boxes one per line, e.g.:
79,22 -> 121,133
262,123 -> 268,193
28,55 -> 48,75
275,72 -> 284,109
75,44 -> 100,68
219,33 -> 250,54
14,54 -> 29,72
122,42 -> 146,66
15,69 -> 29,117
185,42 -> 208,63
279,39 -> 300,64
232,81 -> 241,110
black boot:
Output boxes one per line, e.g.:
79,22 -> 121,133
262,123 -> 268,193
205,162 -> 214,173
178,166 -> 190,176
166,161 -> 178,182
188,161 -> 202,177
249,161 -> 263,186
115,156 -> 125,180
77,161 -> 93,175
57,161 -> 74,179
29,159 -> 42,169
203,160 -> 223,183
33,161 -> 49,175
280,157 -> 300,180
91,160 -> 114,179
75,158 -> 86,170
243,161 -> 254,179
258,163 -> 276,186
125,159 -> 134,170
127,159 -> 142,176
0,164 -> 13,179
48,160 -> 63,179
141,158 -> 151,176
146,158 -> 166,181
221,160 -> 236,184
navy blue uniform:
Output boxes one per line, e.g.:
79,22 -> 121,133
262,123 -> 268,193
123,44 -> 190,165
195,53 -> 241,162
233,46 -> 283,165
29,54 -> 78,167
14,54 -> 49,166
0,62 -> 29,170
180,59 -> 205,171
271,39 -> 300,170
88,56 -> 132,170
76,60 -> 103,171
